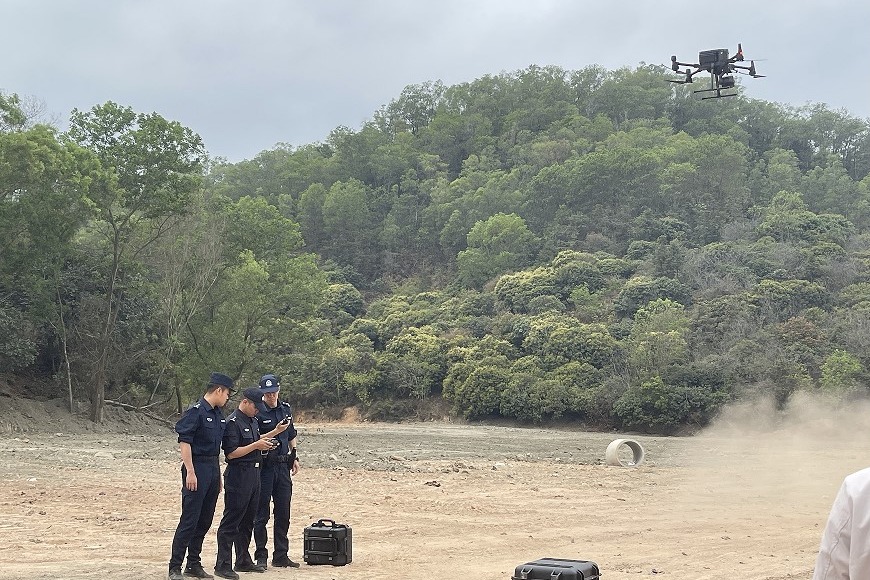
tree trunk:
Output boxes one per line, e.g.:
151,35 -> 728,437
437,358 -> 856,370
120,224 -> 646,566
55,283 -> 75,413
90,372 -> 105,423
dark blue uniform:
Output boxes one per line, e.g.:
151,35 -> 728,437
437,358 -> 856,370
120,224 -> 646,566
170,398 -> 227,571
253,400 -> 298,564
215,410 -> 262,571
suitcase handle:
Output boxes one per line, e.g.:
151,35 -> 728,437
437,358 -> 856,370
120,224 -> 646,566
315,518 -> 349,529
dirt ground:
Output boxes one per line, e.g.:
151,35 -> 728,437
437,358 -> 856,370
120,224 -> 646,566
0,391 -> 868,580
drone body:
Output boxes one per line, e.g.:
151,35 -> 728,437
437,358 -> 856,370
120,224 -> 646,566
669,44 -> 764,99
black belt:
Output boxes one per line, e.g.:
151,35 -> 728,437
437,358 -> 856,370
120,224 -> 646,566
228,461 -> 261,469
192,454 -> 219,461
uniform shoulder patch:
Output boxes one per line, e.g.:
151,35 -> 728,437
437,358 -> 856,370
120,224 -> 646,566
229,416 -> 238,422
281,401 -> 292,408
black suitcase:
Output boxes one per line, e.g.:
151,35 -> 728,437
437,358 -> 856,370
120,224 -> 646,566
303,518 -> 352,565
512,558 -> 600,580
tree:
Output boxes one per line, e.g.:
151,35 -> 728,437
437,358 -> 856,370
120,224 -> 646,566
0,104 -> 100,406
457,213 -> 539,288
819,350 -> 864,397
66,102 -> 206,422
321,179 -> 378,281
175,194 -> 325,396
626,299 -> 690,379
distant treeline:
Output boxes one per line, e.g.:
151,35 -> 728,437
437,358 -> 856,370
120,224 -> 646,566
2,64 -> 869,432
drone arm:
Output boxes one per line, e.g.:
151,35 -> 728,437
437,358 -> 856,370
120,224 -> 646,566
731,62 -> 764,77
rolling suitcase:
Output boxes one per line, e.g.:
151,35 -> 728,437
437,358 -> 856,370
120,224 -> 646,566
512,558 -> 600,580
303,518 -> 352,565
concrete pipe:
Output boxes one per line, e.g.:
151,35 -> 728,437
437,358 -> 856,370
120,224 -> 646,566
605,438 -> 645,467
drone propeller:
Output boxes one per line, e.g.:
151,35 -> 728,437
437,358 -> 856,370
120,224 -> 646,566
748,60 -> 765,78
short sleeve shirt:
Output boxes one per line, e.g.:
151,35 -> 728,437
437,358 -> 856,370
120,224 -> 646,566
255,400 -> 297,455
175,397 -> 226,456
223,409 -> 261,465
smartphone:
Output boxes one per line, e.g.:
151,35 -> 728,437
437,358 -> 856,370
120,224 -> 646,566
280,417 -> 291,425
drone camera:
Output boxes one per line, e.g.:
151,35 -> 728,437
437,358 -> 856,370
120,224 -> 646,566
720,75 -> 735,89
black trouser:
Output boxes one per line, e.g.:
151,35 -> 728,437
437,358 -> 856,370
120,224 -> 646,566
215,462 -> 261,570
169,457 -> 221,571
253,460 -> 293,562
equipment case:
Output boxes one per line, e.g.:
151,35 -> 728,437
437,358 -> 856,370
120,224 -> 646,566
512,558 -> 600,580
303,518 -> 352,566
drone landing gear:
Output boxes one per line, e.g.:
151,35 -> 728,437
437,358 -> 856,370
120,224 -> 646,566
698,90 -> 736,100
694,73 -> 736,100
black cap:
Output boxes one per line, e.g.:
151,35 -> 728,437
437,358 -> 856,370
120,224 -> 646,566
242,387 -> 269,414
259,374 -> 280,393
209,372 -> 235,391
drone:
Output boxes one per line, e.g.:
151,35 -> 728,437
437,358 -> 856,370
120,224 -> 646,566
668,43 -> 764,99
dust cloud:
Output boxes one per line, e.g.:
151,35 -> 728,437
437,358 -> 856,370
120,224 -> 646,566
659,391 -> 870,577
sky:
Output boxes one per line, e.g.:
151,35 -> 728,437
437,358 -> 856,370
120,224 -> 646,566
3,0 -> 869,163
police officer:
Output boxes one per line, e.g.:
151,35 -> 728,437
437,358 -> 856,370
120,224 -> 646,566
214,387 -> 289,579
253,374 -> 301,569
168,372 -> 234,580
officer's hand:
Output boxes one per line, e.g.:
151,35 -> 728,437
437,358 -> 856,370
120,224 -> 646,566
274,420 -> 289,434
291,459 -> 300,476
254,438 -> 275,451
186,470 -> 198,492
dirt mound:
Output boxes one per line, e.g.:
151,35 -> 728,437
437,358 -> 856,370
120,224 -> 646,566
0,373 -> 173,436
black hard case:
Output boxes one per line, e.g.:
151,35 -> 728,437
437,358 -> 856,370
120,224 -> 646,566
512,558 -> 600,580
303,518 -> 352,566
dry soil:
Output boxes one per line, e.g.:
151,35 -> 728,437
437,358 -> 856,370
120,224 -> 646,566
0,391 -> 867,580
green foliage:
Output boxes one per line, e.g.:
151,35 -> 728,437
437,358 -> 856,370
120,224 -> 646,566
7,65 -> 870,432
613,375 -> 728,433
627,299 -> 690,379
819,350 -> 865,396
323,283 -> 365,317
614,276 -> 690,317
493,267 -> 557,313
749,279 -> 830,319
449,364 -> 512,419
457,213 -> 539,288
758,191 -> 854,246
0,299 -> 37,370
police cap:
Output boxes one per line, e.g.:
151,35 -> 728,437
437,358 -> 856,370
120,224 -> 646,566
243,387 -> 269,414
259,374 -> 280,393
209,372 -> 235,391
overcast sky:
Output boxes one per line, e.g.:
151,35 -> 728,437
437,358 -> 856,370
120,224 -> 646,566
3,1 -> 868,162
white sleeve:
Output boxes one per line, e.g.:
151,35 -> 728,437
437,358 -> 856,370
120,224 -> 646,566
814,481 -> 853,580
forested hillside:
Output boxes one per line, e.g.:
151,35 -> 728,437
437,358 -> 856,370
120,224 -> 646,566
3,64 -> 870,432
